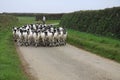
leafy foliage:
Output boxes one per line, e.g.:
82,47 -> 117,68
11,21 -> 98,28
60,7 -> 120,39
0,14 -> 18,28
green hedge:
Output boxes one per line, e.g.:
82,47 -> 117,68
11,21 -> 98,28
60,7 -> 120,39
0,15 -> 18,28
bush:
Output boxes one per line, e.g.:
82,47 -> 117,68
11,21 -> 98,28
0,14 -> 18,28
60,7 -> 120,39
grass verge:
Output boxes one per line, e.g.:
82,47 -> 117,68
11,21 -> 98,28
67,29 -> 120,63
0,16 -> 28,80
0,28 -> 28,80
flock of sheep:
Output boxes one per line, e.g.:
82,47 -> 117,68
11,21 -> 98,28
12,24 -> 67,47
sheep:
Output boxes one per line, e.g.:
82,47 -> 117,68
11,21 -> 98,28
40,31 -> 46,46
53,28 -> 59,46
12,27 -> 17,41
12,24 -> 67,47
22,30 -> 29,46
62,29 -> 67,45
28,29 -> 34,46
45,30 -> 54,46
33,31 -> 39,47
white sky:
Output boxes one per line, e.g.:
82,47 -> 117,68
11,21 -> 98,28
0,0 -> 120,13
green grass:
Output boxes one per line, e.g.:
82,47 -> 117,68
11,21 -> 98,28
46,20 -> 60,24
17,16 -> 36,25
0,28 -> 28,80
17,16 -> 60,25
67,29 -> 120,63
0,16 -> 31,80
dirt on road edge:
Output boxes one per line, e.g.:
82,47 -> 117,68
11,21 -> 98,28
15,44 -> 38,80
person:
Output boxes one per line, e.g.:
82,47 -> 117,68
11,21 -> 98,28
42,16 -> 46,24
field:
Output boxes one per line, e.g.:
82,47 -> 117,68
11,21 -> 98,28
17,16 -> 60,25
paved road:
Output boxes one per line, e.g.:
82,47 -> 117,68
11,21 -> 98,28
18,44 -> 120,80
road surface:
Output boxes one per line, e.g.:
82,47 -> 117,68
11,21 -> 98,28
18,44 -> 120,80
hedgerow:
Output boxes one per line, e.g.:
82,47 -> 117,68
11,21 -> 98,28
60,7 -> 120,39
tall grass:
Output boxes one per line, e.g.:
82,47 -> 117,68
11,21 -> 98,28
67,29 -> 120,63
0,15 -> 18,31
0,16 -> 29,80
0,28 -> 28,80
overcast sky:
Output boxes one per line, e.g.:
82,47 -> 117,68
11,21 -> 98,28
0,0 -> 120,13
